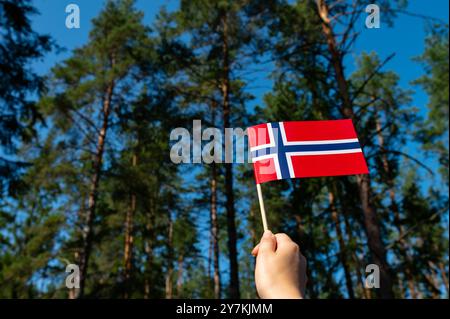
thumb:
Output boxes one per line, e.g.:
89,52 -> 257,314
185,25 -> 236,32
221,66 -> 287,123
258,230 -> 276,255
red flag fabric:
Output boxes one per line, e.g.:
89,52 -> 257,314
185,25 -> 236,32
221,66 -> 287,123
247,120 -> 369,184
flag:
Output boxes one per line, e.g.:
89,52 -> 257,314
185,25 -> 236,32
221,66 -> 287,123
247,119 -> 369,184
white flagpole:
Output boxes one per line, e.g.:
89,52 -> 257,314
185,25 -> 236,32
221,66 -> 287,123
256,183 -> 268,231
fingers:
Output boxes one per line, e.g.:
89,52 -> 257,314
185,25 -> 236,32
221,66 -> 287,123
252,232 -> 301,256
274,233 -> 300,254
274,233 -> 296,246
257,230 -> 277,255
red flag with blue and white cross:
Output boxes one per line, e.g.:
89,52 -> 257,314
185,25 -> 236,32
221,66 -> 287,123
247,119 -> 369,184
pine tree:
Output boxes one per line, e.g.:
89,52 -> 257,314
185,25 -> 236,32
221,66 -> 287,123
414,23 -> 449,184
350,52 -> 419,298
172,0 -> 270,298
0,0 -> 52,192
37,0 -> 155,297
312,0 -> 412,298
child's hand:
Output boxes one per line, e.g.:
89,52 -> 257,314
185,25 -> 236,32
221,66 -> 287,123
252,230 -> 307,299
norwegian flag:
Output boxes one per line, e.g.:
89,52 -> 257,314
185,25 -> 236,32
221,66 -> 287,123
247,120 -> 369,184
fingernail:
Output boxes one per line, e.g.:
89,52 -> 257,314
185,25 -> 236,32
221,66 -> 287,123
263,230 -> 272,238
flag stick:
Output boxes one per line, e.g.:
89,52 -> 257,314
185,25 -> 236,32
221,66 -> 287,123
256,183 -> 268,231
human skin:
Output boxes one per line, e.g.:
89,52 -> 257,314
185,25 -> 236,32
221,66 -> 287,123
252,230 -> 307,299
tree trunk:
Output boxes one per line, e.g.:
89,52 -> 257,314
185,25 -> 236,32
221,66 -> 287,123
356,174 -> 394,298
328,190 -> 355,298
144,200 -> 155,299
316,0 -> 394,298
123,154 -> 137,298
165,213 -> 174,299
77,76 -> 115,298
176,254 -> 184,298
211,161 -> 221,299
221,11 -> 240,299
208,231 -> 213,280
209,101 -> 221,299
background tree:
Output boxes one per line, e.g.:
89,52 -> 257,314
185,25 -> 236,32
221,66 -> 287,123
31,0 -> 162,297
414,23 -> 449,184
0,0 -> 52,193
172,0 -> 271,298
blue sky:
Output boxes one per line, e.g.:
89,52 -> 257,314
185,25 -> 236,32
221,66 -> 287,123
31,0 -> 178,73
353,1 -> 448,115
30,0 -> 449,142
31,1 -> 449,84
30,0 -> 449,126
28,0 -> 449,295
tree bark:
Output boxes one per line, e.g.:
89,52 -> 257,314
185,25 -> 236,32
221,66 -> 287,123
123,154 -> 137,298
211,161 -> 221,298
221,11 -> 240,299
209,101 -> 221,299
316,0 -> 394,298
165,213 -> 174,299
176,254 -> 184,298
208,231 -> 213,279
144,200 -> 155,299
77,75 -> 115,298
356,173 -> 394,298
328,190 -> 355,298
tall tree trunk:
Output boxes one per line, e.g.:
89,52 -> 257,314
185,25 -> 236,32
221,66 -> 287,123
356,173 -> 394,298
123,154 -> 137,298
221,11 -> 240,299
144,200 -> 155,299
208,231 -> 213,280
77,76 -> 115,298
316,0 -> 394,298
328,190 -> 355,298
375,117 -> 417,298
209,101 -> 221,299
211,161 -> 221,298
176,254 -> 184,298
165,213 -> 174,299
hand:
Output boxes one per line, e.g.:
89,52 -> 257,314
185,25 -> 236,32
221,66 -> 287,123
252,230 -> 307,299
